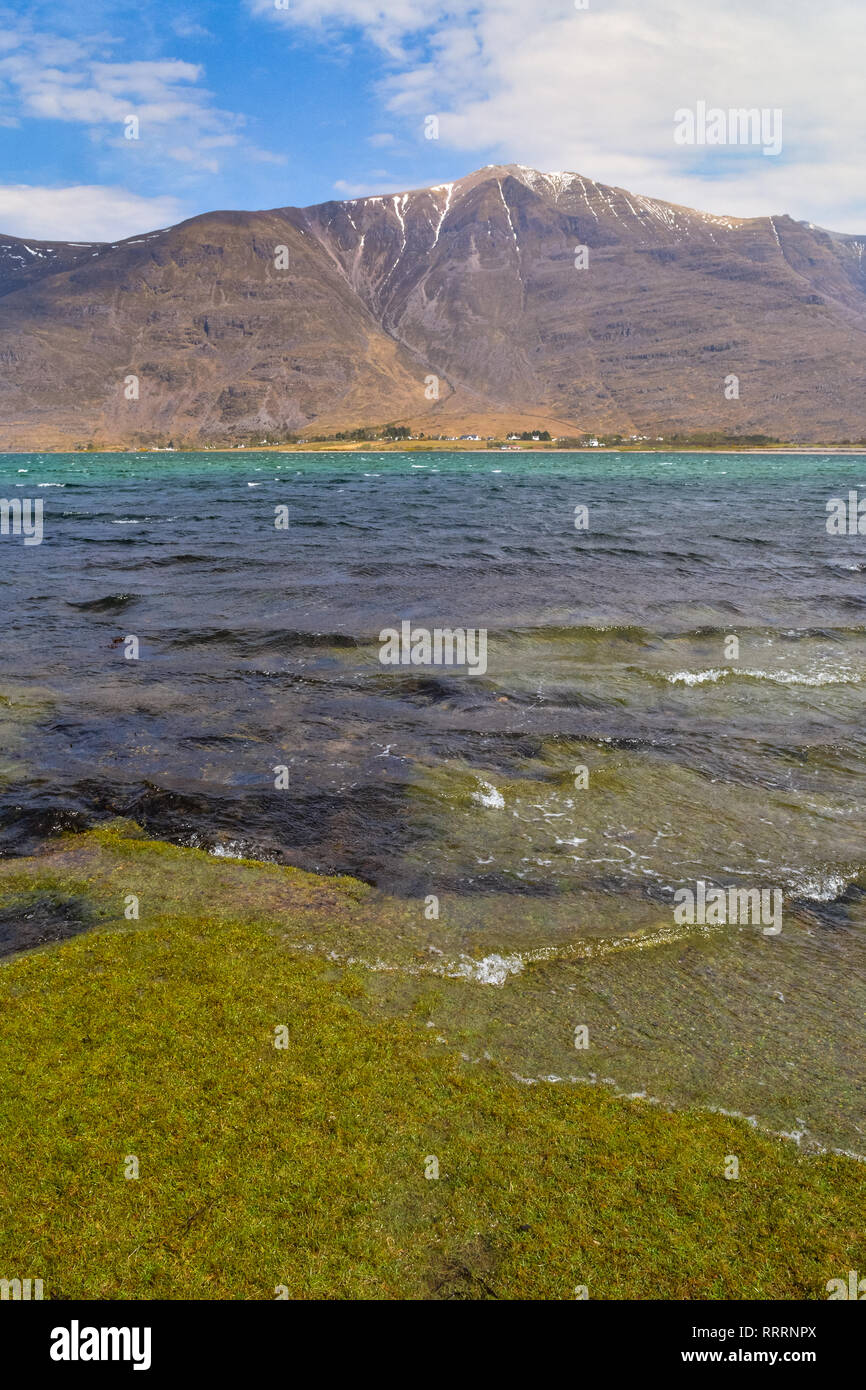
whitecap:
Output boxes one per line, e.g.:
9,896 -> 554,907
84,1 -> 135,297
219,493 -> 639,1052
448,953 -> 525,985
790,870 -> 857,902
473,779 -> 505,809
665,667 -> 860,687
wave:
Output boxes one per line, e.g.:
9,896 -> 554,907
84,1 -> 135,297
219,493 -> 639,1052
509,1075 -> 866,1161
166,627 -> 360,651
487,622 -> 866,647
65,593 -> 138,613
788,869 -> 861,902
662,667 -> 862,687
500,623 -> 653,644
138,553 -> 217,567
281,920 -> 715,988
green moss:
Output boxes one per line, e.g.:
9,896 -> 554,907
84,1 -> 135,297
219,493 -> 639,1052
0,825 -> 862,1300
0,684 -> 56,784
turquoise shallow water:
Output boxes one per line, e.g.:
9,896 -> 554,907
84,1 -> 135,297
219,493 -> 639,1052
2,450 -> 865,1150
4,445 -> 863,481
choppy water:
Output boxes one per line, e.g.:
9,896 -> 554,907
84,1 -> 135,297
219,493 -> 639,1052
2,449 -> 866,1151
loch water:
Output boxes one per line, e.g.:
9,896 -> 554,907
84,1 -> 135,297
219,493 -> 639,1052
2,449 -> 865,1151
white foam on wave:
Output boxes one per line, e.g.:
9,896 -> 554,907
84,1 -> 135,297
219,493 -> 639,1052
281,921 -> 697,990
473,779 -> 505,809
789,869 -> 857,902
209,841 -> 248,860
448,952 -> 526,985
665,667 -> 861,687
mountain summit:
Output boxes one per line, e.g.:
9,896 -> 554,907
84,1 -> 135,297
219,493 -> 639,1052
1,165 -> 864,446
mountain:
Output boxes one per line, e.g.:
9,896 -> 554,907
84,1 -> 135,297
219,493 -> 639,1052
1,164 -> 865,447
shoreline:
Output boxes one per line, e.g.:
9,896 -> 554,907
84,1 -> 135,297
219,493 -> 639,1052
4,445 -> 866,457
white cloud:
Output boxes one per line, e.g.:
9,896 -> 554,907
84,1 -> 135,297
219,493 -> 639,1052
0,184 -> 185,241
0,41 -> 217,133
0,23 -> 275,179
171,18 -> 215,41
248,0 -> 439,60
253,0 -> 866,231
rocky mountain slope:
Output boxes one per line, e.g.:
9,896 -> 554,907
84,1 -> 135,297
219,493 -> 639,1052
1,164 -> 864,446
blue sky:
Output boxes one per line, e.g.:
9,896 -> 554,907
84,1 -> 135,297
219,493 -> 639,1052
1,0 -> 864,239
